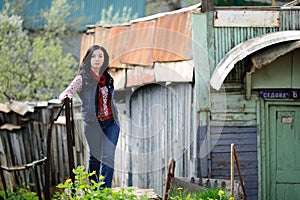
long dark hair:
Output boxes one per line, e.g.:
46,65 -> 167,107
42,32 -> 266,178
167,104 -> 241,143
79,45 -> 109,74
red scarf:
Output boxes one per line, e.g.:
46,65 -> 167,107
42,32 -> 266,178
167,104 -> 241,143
90,70 -> 113,121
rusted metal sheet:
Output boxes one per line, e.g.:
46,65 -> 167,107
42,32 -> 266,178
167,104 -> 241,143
106,26 -> 130,68
120,11 -> 192,66
214,10 -> 280,27
120,20 -> 156,66
153,11 -> 192,62
154,61 -> 193,82
126,66 -> 155,87
110,59 -> 193,90
82,3 -> 200,68
80,34 -> 94,63
94,26 -> 110,46
210,30 -> 300,90
94,26 -> 130,68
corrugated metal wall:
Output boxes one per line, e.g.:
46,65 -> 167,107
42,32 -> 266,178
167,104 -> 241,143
213,8 -> 300,83
214,27 -> 279,66
114,82 -> 195,195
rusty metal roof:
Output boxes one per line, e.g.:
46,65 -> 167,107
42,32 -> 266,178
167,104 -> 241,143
210,30 -> 300,91
80,3 -> 201,89
81,3 -> 201,68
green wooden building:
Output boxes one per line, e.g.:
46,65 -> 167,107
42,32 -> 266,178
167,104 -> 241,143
195,0 -> 300,199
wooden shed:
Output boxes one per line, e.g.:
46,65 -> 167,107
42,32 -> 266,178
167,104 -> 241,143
79,1 -> 300,199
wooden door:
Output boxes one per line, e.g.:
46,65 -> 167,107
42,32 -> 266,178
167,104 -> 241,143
269,105 -> 300,199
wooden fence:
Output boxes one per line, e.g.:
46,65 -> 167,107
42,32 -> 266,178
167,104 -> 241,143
0,100 -> 88,197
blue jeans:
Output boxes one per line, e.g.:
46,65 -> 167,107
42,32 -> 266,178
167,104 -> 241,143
88,119 -> 120,188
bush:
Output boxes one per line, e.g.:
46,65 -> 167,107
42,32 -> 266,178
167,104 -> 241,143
0,166 -> 150,199
169,185 -> 233,200
0,184 -> 38,200
53,165 -> 150,200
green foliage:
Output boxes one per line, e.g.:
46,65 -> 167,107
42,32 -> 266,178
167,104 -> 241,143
169,186 -> 232,200
53,165 -> 150,200
0,0 -> 77,101
2,0 -> 26,16
169,187 -> 193,200
97,5 -> 138,25
41,0 -> 80,39
0,185 -> 38,200
0,166 -> 151,199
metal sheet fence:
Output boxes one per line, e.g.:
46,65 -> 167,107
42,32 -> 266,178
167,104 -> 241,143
113,82 -> 196,195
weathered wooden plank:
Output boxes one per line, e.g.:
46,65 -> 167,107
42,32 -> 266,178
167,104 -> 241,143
243,182 -> 259,189
212,144 -> 257,153
210,121 -> 257,126
212,161 -> 258,170
210,126 -> 257,134
211,94 -> 258,119
0,104 -> 88,194
211,168 -> 257,176
211,93 -> 258,103
214,10 -> 280,28
211,112 -> 257,121
212,138 -> 257,146
211,152 -> 257,162
211,99 -> 257,110
211,132 -> 257,140
211,107 -> 256,113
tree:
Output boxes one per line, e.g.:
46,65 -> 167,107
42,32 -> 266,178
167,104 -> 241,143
146,0 -> 200,15
0,0 -> 78,101
97,5 -> 138,25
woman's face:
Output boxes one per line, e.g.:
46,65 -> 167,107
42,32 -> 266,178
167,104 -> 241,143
90,49 -> 104,74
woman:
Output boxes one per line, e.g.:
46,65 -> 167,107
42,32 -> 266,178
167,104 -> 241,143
59,45 -> 120,188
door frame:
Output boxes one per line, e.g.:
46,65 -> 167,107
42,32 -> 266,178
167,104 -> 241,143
259,100 -> 300,200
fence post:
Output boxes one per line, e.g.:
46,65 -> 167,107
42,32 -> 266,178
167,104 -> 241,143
64,98 -> 75,184
230,143 -> 234,198
234,145 -> 247,200
44,103 -> 65,200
